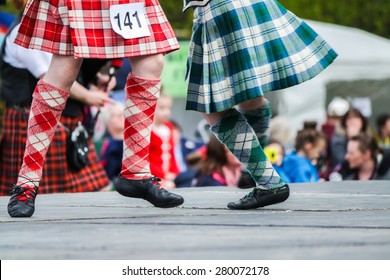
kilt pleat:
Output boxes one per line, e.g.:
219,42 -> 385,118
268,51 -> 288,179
15,0 -> 179,58
0,108 -> 109,196
185,0 -> 338,113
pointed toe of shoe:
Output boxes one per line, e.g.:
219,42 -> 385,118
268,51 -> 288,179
7,199 -> 35,218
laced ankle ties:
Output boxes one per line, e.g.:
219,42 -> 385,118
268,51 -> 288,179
243,188 -> 259,200
241,187 -> 275,201
10,176 -> 38,203
149,177 -> 163,189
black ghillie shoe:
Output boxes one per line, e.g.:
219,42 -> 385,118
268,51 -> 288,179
227,184 -> 290,210
115,176 -> 184,208
8,185 -> 38,218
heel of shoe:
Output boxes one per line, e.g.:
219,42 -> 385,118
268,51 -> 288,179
259,185 -> 290,207
114,176 -> 147,198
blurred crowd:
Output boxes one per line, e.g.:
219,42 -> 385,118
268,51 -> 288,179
91,90 -> 390,190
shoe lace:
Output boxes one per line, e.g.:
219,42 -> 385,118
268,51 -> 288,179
149,177 -> 163,189
242,187 -> 269,200
242,188 -> 258,200
10,176 -> 38,203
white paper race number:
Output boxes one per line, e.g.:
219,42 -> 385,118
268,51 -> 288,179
109,3 -> 151,39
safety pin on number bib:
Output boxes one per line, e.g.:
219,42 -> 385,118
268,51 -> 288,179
110,3 -> 151,39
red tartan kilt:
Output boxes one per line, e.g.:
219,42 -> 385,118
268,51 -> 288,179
15,0 -> 179,58
0,108 -> 109,196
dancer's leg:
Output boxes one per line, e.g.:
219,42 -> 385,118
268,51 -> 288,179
121,54 -> 163,179
204,109 -> 283,189
115,54 -> 183,208
238,97 -> 272,147
8,55 -> 83,217
202,109 -> 289,210
237,97 -> 273,188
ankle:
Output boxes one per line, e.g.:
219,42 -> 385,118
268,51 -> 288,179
16,176 -> 39,190
120,173 -> 153,180
11,184 -> 38,202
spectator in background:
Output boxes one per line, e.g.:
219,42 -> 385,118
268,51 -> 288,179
175,135 -> 241,188
322,97 -> 350,142
330,107 -> 369,169
374,113 -> 390,152
283,121 -> 326,183
171,120 -> 205,173
196,135 -> 241,187
320,97 -> 350,180
264,140 -> 290,183
269,116 -> 294,154
330,133 -> 390,181
149,92 -> 179,189
99,102 -> 125,183
109,58 -> 132,103
170,120 -> 187,172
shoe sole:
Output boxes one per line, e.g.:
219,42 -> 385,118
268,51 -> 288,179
149,198 -> 184,208
257,188 -> 290,208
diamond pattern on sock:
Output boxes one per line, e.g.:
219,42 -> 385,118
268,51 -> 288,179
211,109 -> 284,190
40,90 -> 67,108
28,132 -> 51,152
16,80 -> 70,188
120,74 -> 160,180
240,99 -> 272,147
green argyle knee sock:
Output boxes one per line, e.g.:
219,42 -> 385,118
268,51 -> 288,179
239,99 -> 272,147
210,109 -> 285,190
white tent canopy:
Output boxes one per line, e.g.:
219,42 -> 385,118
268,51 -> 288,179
270,20 -> 390,132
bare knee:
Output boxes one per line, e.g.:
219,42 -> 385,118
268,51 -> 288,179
237,96 -> 265,111
201,111 -> 226,126
43,55 -> 83,90
129,54 -> 164,79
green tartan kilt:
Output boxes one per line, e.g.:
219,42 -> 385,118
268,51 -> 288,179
185,0 -> 338,113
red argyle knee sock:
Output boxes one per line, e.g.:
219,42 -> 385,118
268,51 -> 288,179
16,80 -> 69,191
120,74 -> 160,180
